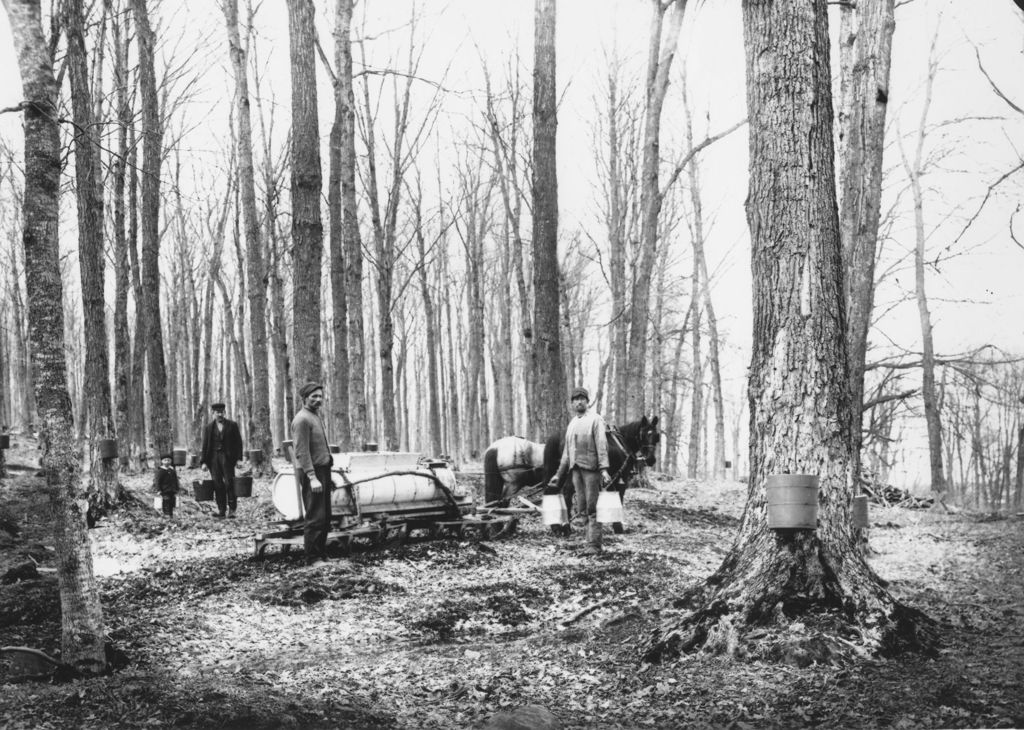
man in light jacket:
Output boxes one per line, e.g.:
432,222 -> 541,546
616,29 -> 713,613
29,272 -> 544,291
549,386 -> 610,554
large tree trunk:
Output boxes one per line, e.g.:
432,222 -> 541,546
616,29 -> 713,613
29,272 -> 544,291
4,0 -> 107,673
530,0 -> 567,438
109,0 -> 131,470
133,0 -> 172,459
645,0 -> 932,663
65,0 -> 117,501
623,0 -> 683,422
335,0 -> 366,450
287,0 -> 324,388
837,0 -> 895,487
224,0 -> 273,473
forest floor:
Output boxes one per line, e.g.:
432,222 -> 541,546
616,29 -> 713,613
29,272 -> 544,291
1,436 -> 1023,729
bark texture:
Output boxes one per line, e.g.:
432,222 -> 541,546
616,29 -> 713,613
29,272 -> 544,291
224,0 -> 273,473
838,0 -> 895,485
4,0 -> 107,672
133,0 -> 172,457
645,0 -> 933,663
287,0 -> 324,388
65,0 -> 117,499
530,0 -> 567,438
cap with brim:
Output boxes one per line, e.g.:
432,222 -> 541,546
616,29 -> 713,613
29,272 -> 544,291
299,382 -> 323,399
211,403 -> 226,411
570,387 -> 589,401
160,453 -> 173,461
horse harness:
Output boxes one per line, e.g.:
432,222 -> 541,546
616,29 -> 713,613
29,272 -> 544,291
605,426 -> 646,489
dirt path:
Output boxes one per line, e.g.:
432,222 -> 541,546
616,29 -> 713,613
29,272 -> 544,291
2,438 -> 1023,729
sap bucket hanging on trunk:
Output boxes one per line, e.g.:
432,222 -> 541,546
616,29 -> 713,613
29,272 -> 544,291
172,449 -> 187,467
853,494 -> 869,528
541,493 -> 568,526
97,438 -> 118,460
596,489 -> 624,524
765,474 -> 818,529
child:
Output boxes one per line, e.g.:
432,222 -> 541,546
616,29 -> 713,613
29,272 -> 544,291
153,453 -> 181,519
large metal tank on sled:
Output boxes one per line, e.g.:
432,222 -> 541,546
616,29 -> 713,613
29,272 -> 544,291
255,451 -> 515,557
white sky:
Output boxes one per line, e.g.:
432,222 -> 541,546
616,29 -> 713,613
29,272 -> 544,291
1,0 -> 1022,483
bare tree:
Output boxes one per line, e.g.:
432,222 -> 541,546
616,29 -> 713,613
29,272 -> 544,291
287,0 -> 324,388
623,0 -> 685,422
837,0 -> 896,485
530,0 -> 567,438
645,0 -> 931,661
64,0 -> 118,499
897,29 -> 946,498
3,0 -> 107,673
132,0 -> 172,459
223,0 -> 272,470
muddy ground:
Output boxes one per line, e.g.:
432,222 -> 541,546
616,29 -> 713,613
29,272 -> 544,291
1,436 -> 1023,729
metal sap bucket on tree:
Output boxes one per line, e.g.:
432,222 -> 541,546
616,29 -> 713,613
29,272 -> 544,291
171,449 -> 187,466
853,494 -> 869,528
765,474 -> 819,529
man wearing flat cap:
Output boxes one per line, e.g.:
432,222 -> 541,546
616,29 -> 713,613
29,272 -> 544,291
292,382 -> 333,565
548,386 -> 610,555
200,402 -> 244,518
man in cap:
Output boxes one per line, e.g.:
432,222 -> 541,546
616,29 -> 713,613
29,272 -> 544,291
548,386 -> 611,555
200,402 -> 244,518
292,382 -> 333,565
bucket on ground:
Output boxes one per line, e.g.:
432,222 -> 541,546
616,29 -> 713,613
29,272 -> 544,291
0,434 -> 9,449
98,438 -> 118,460
853,494 -> 869,528
596,489 -> 624,524
171,449 -> 187,466
541,493 -> 568,526
194,479 -> 215,502
233,476 -> 253,498
766,474 -> 818,529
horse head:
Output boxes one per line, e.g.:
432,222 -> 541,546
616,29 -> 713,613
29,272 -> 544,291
636,415 -> 660,467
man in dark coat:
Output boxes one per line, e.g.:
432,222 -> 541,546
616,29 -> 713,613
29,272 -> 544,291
200,402 -> 244,518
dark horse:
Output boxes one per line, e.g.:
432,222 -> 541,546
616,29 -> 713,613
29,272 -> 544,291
482,416 -> 660,533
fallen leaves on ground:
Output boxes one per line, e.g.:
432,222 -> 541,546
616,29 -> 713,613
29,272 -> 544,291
1,440 -> 1023,729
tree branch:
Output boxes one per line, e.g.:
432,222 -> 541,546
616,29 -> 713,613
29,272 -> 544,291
951,160 -> 1024,246
661,118 -> 747,197
862,389 -> 918,413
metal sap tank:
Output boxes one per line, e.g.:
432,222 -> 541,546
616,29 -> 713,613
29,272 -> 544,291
271,451 -> 470,522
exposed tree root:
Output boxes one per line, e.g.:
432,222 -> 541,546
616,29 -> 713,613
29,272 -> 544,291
642,538 -> 939,665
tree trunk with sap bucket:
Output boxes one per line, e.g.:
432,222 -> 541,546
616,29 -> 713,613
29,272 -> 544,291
133,0 -> 172,459
109,0 -> 131,474
65,0 -> 118,504
644,0 -> 934,664
837,0 -> 895,488
224,0 -> 273,475
4,0 -> 107,673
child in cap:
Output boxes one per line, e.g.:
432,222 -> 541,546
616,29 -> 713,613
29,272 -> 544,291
153,453 -> 181,519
